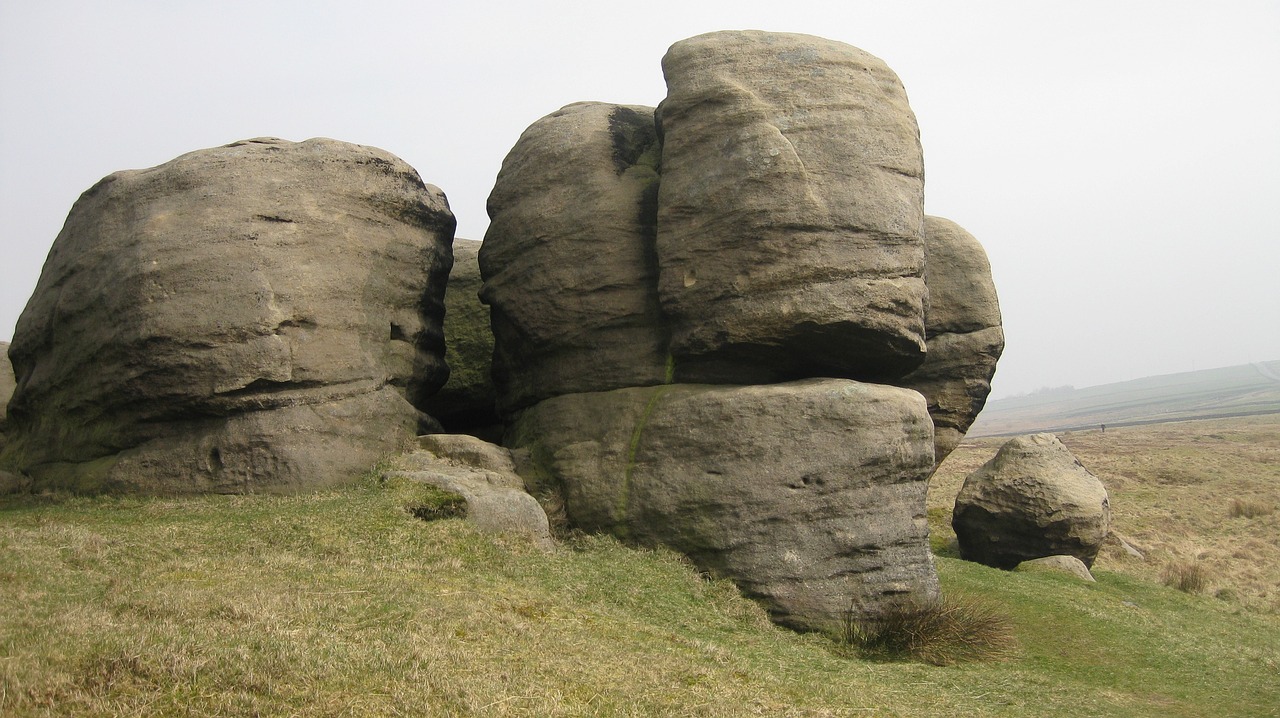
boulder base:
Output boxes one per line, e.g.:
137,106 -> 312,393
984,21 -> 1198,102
508,378 -> 939,632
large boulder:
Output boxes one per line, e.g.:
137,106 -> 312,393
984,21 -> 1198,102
656,31 -> 927,384
899,216 -> 1004,464
480,102 -> 668,414
953,434 -> 1110,569
3,137 -> 455,494
424,238 -> 499,435
507,378 -> 939,633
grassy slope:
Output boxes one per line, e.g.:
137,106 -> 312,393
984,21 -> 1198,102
2,469 -> 1278,717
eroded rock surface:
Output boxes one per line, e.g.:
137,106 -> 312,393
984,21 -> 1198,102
656,31 -> 927,384
508,378 -> 939,632
953,433 -> 1110,569
3,138 -> 455,493
480,102 -> 668,414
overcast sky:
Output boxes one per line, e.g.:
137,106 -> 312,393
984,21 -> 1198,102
2,0 -> 1277,398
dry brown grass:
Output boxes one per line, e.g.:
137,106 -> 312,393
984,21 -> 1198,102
837,596 -> 1018,666
1162,559 -> 1211,593
1229,497 -> 1275,519
930,414 -> 1280,612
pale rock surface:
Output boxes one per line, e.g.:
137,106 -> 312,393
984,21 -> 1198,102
3,138 -> 454,493
507,378 -> 939,632
1018,554 -> 1096,582
0,341 -> 13,451
953,433 -> 1111,569
480,102 -> 668,414
424,239 -> 499,434
656,31 -> 927,384
386,434 -> 553,550
898,216 -> 1004,464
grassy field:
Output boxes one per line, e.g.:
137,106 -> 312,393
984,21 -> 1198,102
1,420 -> 1278,717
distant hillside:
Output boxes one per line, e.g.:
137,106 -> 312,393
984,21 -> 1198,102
968,360 -> 1280,436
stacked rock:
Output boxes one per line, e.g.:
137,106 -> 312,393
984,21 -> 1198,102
482,31 -> 1004,632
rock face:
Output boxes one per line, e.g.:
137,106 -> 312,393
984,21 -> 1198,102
656,31 -> 927,384
3,138 -> 455,494
508,379 -> 938,633
953,434 -> 1110,569
386,434 -> 554,550
899,216 -> 1004,464
425,238 -> 499,434
480,102 -> 668,414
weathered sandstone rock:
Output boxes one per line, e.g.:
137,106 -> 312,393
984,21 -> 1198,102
953,433 -> 1110,569
425,239 -> 499,434
480,102 -> 668,414
3,138 -> 454,493
507,378 -> 939,632
656,31 -> 927,384
386,434 -> 553,549
898,216 -> 1004,463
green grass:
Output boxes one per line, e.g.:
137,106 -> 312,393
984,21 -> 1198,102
2,475 -> 1278,717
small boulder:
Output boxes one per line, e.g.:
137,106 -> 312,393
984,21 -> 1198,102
1017,555 -> 1096,582
386,434 -> 553,550
953,433 -> 1110,569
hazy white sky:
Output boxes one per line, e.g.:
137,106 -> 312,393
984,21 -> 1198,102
2,0 -> 1277,398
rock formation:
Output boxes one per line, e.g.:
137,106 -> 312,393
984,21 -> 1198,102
953,434 -> 1110,569
425,238 -> 500,435
0,29 -> 1004,635
482,30 -> 1004,631
2,138 -> 455,494
900,216 -> 1004,465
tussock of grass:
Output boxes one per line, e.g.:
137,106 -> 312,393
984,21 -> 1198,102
1228,497 -> 1275,519
1162,559 -> 1211,593
836,596 -> 1018,666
